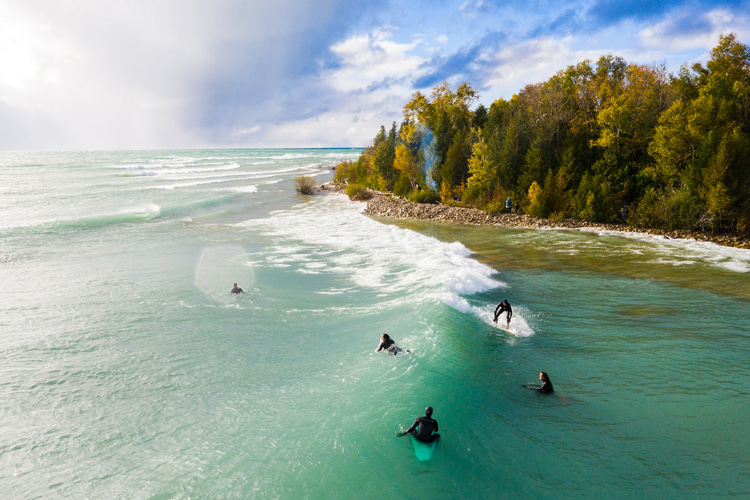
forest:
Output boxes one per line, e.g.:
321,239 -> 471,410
334,33 -> 750,234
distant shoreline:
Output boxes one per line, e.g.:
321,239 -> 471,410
355,192 -> 750,250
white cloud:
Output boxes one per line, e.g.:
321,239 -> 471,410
0,0 -> 748,149
483,37 -> 593,95
325,29 -> 426,93
638,9 -> 750,54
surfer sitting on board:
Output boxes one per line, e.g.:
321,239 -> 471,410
524,371 -> 554,394
493,299 -> 512,326
398,407 -> 440,443
376,333 -> 409,355
230,283 -> 244,294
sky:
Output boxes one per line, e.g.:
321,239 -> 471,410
0,0 -> 749,150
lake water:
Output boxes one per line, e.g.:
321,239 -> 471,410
1,149 -> 748,498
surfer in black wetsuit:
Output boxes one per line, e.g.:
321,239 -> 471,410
493,299 -> 512,326
524,371 -> 554,394
376,334 -> 410,355
230,283 -> 244,294
398,407 -> 440,443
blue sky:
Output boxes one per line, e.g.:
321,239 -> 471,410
0,0 -> 748,150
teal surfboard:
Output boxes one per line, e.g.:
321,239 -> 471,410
411,436 -> 437,461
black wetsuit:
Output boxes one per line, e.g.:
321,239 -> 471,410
375,339 -> 401,356
494,301 -> 512,324
404,416 -> 440,443
527,380 -> 554,394
231,287 -> 243,294
377,338 -> 399,355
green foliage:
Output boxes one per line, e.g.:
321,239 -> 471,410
345,183 -> 373,201
408,189 -> 441,204
549,211 -> 566,224
340,33 -> 750,235
485,200 -> 507,214
295,176 -> 316,195
661,188 -> 702,230
334,161 -> 357,185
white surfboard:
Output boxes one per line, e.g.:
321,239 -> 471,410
411,436 -> 437,461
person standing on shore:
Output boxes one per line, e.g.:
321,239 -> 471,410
620,204 -> 628,224
514,201 -> 520,214
493,299 -> 512,327
524,372 -> 554,394
398,407 -> 440,443
505,197 -> 512,213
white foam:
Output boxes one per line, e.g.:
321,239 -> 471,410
598,229 -> 750,273
118,203 -> 161,218
240,194 -> 533,335
228,185 -> 259,193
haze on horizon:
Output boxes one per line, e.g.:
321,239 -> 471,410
1,0 -> 748,151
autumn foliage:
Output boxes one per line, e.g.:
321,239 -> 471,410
336,34 -> 750,234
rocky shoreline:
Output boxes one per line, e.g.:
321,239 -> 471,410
360,193 -> 750,250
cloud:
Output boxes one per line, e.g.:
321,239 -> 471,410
324,29 -> 424,93
1,0 -> 749,150
638,8 -> 750,53
460,1 -> 492,19
414,31 -> 508,89
0,0 -> 387,149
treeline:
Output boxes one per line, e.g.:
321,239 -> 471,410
335,33 -> 750,234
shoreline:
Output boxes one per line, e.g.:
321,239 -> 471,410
356,192 -> 750,250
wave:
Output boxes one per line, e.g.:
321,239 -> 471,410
142,165 -> 324,190
238,194 -> 532,336
116,163 -> 242,177
0,203 -> 162,236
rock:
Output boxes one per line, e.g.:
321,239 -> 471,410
358,193 -> 750,250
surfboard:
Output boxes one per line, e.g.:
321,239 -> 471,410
494,323 -> 516,335
411,436 -> 437,461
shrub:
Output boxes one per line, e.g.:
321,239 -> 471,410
631,188 -> 660,228
345,183 -> 373,201
334,161 -> 356,185
661,188 -> 701,230
295,175 -> 316,195
485,200 -> 506,214
549,211 -> 566,224
408,189 -> 440,204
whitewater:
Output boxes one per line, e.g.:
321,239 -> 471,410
1,149 -> 748,498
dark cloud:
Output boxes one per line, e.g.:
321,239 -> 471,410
193,0 -> 387,142
664,13 -> 713,36
528,8 -> 583,37
413,31 -> 508,89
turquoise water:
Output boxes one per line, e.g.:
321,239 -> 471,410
1,150 -> 749,498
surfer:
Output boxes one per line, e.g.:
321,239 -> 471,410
398,407 -> 440,443
376,333 -> 409,355
230,283 -> 244,294
493,299 -> 512,326
524,371 -> 554,394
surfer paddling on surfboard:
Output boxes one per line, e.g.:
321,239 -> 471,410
493,299 -> 512,327
398,407 -> 440,443
376,334 -> 411,355
230,283 -> 244,294
523,371 -> 554,394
